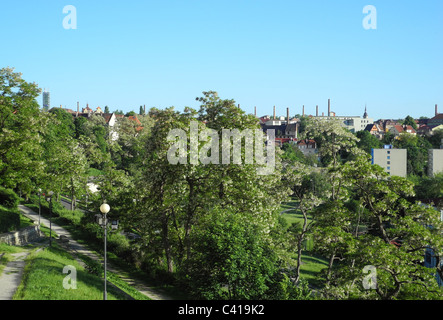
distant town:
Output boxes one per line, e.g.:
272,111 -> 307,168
44,89 -> 443,179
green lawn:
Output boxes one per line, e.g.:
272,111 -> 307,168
13,244 -> 128,300
280,199 -> 328,287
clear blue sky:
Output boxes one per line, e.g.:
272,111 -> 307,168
1,0 -> 442,119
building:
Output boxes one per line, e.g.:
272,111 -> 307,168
428,114 -> 443,127
371,146 -> 407,177
364,123 -> 385,140
42,90 -> 50,111
315,105 -> 373,133
297,139 -> 318,157
260,107 -> 299,143
428,149 -> 443,177
389,125 -> 417,137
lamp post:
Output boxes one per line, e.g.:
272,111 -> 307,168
99,203 -> 110,300
46,191 -> 54,247
38,188 -> 42,226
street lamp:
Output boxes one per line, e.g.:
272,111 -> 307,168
46,191 -> 54,247
99,202 -> 110,300
38,188 -> 42,226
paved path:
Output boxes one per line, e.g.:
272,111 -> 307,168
0,251 -> 30,300
17,205 -> 173,300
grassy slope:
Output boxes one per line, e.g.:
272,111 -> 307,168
280,200 -> 328,286
13,244 -> 127,300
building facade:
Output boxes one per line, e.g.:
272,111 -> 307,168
428,149 -> 443,177
371,147 -> 407,177
42,91 -> 50,111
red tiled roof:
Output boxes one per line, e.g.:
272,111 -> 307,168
392,125 -> 416,134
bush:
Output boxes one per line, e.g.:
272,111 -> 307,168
0,206 -> 20,233
0,187 -> 19,209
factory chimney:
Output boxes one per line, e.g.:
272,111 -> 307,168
328,99 -> 331,117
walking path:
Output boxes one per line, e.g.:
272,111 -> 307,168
12,205 -> 173,300
0,251 -> 30,300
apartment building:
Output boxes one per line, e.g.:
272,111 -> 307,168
371,147 -> 407,177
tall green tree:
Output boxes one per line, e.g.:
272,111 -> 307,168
356,130 -> 382,155
403,115 -> 418,130
125,92 -> 289,290
393,133 -> 432,176
0,67 -> 47,193
315,155 -> 443,300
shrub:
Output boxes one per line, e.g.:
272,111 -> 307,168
0,206 -> 20,233
0,187 -> 19,209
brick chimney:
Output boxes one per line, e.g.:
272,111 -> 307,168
316,105 -> 319,117
273,106 -> 276,119
302,105 -> 305,117
328,99 -> 331,117
287,107 -> 290,123
436,104 -> 438,116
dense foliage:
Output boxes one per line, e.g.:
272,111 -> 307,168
1,68 -> 442,300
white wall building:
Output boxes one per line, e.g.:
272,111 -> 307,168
371,147 -> 407,177
428,149 -> 443,177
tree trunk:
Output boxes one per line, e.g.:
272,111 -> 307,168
161,210 -> 173,273
325,249 -> 336,287
294,209 -> 309,284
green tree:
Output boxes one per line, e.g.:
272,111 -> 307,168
74,116 -> 88,138
125,91 -> 289,285
356,130 -> 382,155
403,115 -> 418,130
315,155 -> 443,300
48,108 -> 75,138
0,67 -> 47,193
393,133 -> 432,176
284,162 -> 325,283
183,208 -> 281,299
427,128 -> 443,149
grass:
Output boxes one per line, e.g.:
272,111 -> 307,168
21,200 -> 185,300
0,243 -> 29,275
298,253 -> 328,287
280,198 -> 328,287
13,243 -> 129,300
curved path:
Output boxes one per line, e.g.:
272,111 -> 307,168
16,205 -> 173,300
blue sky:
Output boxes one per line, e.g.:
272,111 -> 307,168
1,0 -> 442,119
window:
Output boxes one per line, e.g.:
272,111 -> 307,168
425,251 -> 433,265
387,161 -> 390,165
387,151 -> 391,154
387,156 -> 391,159
387,166 -> 391,170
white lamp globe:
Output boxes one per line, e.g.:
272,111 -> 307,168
100,203 -> 110,214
